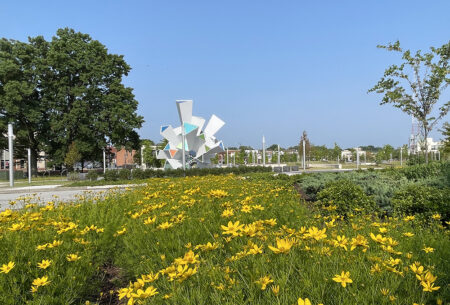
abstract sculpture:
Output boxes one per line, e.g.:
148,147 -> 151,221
157,100 -> 225,169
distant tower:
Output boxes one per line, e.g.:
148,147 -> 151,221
408,116 -> 421,155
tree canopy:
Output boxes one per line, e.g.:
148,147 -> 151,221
0,28 -> 143,171
369,41 -> 449,162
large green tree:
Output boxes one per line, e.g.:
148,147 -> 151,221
0,28 -> 144,171
369,41 -> 449,163
44,28 -> 143,168
0,36 -> 50,174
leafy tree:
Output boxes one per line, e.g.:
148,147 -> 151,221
64,142 -> 81,171
0,36 -> 50,174
298,130 -> 310,164
0,28 -> 144,172
44,28 -> 143,167
369,41 -> 449,163
332,143 -> 342,161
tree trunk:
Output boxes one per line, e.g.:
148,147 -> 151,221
31,148 -> 39,177
424,130 -> 429,164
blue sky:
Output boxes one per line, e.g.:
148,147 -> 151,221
1,1 -> 449,149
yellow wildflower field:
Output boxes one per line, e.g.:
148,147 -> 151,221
0,174 -> 448,304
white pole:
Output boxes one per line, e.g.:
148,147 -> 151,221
356,148 -> 360,170
226,148 -> 229,167
8,123 -> 14,187
277,145 -> 280,165
400,147 -> 403,166
27,148 -> 31,184
262,136 -> 266,166
182,124 -> 186,170
233,153 -> 235,166
302,140 -> 306,170
103,148 -> 106,174
438,150 -> 440,161
141,146 -> 144,168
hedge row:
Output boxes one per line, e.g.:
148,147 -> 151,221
103,166 -> 272,181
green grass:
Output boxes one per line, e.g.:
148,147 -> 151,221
0,174 -> 448,304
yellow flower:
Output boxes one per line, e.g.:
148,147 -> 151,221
380,288 -> 389,296
131,286 -> 158,298
306,227 -> 327,241
143,216 -> 156,225
157,222 -> 174,230
255,275 -> 273,290
370,233 -> 386,244
32,275 -> 51,287
421,281 -> 440,292
0,261 -> 15,274
221,221 -> 244,237
268,238 -> 294,254
333,235 -> 348,250
271,285 -> 280,296
297,297 -> 312,305
409,263 -> 424,275
332,271 -> 353,287
221,209 -> 234,218
370,263 -> 382,274
403,232 -> 414,237
422,247 -> 434,253
431,214 -> 441,220
37,259 -> 52,269
116,227 -> 127,235
67,254 -> 81,262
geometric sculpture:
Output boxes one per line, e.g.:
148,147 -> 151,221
157,100 -> 225,169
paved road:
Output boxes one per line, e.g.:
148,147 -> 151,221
0,184 -> 144,211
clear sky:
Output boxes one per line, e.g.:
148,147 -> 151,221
1,0 -> 449,149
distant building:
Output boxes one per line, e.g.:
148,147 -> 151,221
341,148 -> 366,162
408,137 -> 442,155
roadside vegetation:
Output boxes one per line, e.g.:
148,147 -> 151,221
0,163 -> 448,304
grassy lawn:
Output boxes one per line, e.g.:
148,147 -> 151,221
0,176 -> 70,188
0,173 -> 447,304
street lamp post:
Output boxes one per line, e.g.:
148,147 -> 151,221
27,148 -> 31,184
8,123 -> 14,187
262,136 -> 266,166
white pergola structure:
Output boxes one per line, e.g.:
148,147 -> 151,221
157,100 -> 225,169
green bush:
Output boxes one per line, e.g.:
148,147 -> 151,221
104,170 -> 118,181
317,179 -> 377,216
392,185 -> 450,221
86,170 -> 99,181
67,172 -> 80,181
118,169 -> 131,180
131,168 -> 145,179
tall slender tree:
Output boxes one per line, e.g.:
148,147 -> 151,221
369,41 -> 449,163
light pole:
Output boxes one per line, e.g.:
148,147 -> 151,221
277,145 -> 280,165
302,140 -> 306,171
262,136 -> 266,166
27,148 -> 31,184
400,147 -> 403,166
103,148 -> 106,174
226,148 -> 229,167
356,148 -> 360,170
8,123 -> 14,187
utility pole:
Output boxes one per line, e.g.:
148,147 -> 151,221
400,147 -> 403,166
182,124 -> 186,170
8,123 -> 14,187
262,136 -> 266,166
302,140 -> 306,171
27,148 -> 31,184
141,145 -> 144,168
356,148 -> 360,170
226,148 -> 229,167
103,148 -> 106,174
277,145 -> 280,165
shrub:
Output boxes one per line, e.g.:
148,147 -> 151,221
86,170 -> 99,181
67,172 -> 81,181
131,168 -> 145,180
118,169 -> 131,180
104,170 -> 118,181
317,179 -> 377,216
392,185 -> 450,221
